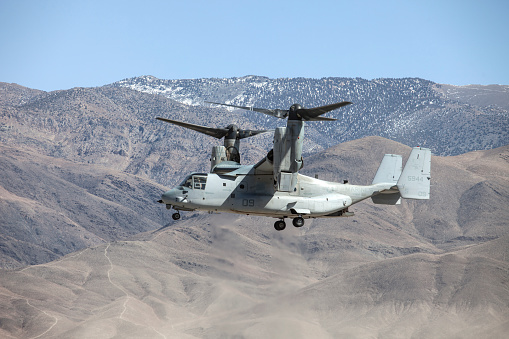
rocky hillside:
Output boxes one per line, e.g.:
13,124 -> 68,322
0,144 -> 167,269
2,78 -> 508,190
1,134 -> 508,269
1,77 -> 508,270
111,75 -> 509,155
0,83 -> 271,187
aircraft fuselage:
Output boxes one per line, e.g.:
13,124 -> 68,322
161,165 -> 394,219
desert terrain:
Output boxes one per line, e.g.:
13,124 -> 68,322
1,139 -> 508,338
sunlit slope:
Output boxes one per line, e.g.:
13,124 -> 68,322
0,216 -> 507,338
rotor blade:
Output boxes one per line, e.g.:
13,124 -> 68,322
237,129 -> 274,139
297,101 -> 352,121
156,117 -> 228,139
206,101 -> 288,119
307,116 -> 338,121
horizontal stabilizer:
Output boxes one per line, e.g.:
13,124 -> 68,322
372,192 -> 401,205
397,147 -> 431,199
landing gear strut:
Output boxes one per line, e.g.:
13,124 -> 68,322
292,217 -> 305,228
172,212 -> 181,220
274,220 -> 286,231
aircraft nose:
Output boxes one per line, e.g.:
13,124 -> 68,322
162,189 -> 187,204
161,189 -> 176,203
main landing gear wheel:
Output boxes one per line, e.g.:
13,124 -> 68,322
274,220 -> 286,231
292,217 -> 305,228
172,212 -> 181,220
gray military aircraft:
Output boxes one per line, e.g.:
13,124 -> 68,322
158,101 -> 431,231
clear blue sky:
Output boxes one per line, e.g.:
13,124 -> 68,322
1,0 -> 508,91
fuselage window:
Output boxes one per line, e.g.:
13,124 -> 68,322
193,175 -> 207,190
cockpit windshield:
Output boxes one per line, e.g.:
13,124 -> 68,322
180,175 -> 193,188
179,173 -> 208,190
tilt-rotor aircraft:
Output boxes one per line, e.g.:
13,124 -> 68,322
158,101 -> 431,231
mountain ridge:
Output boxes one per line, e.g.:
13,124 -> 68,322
110,75 -> 509,156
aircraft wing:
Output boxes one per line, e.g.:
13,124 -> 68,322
238,129 -> 273,139
253,150 -> 274,175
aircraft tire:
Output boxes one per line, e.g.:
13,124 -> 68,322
292,217 -> 304,228
172,212 -> 181,220
274,220 -> 286,231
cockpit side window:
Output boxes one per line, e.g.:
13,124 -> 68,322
193,175 -> 207,190
179,173 -> 207,190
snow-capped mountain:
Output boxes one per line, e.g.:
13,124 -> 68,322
110,75 -> 509,156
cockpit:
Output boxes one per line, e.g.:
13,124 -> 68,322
179,173 -> 208,190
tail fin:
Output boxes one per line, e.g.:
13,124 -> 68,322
396,147 -> 431,199
371,154 -> 402,205
372,154 -> 402,185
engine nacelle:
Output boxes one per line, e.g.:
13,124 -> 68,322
272,120 -> 305,191
210,146 -> 227,171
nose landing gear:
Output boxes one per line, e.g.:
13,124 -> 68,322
172,212 -> 181,220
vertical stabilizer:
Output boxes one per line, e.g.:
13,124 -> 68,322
397,147 -> 431,199
372,154 -> 402,185
371,154 -> 402,205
